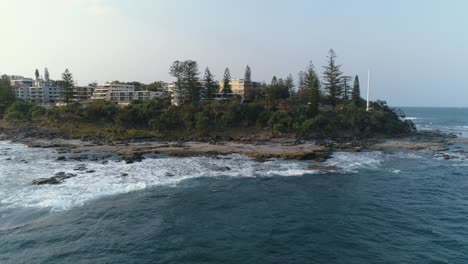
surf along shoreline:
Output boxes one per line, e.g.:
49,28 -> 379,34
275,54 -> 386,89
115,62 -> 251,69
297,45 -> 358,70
0,125 -> 455,164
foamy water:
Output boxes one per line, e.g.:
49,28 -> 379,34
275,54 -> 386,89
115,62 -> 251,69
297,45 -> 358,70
0,141 -> 393,212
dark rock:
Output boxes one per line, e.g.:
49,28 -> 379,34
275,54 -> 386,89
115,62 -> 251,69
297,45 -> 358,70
86,170 -> 96,173
32,172 -> 77,185
102,160 -> 109,165
121,173 -> 129,177
73,164 -> 87,171
57,156 -> 67,161
308,165 -> 339,172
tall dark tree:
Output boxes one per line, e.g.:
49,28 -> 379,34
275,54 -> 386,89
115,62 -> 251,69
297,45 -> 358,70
170,60 -> 184,104
61,69 -> 75,105
44,68 -> 50,82
322,49 -> 343,107
202,67 -> 218,100
352,75 -> 361,105
286,74 -> 294,96
297,71 -> 306,93
0,75 -> 15,117
35,69 -> 40,81
305,62 -> 320,114
271,76 -> 278,86
244,65 -> 252,83
341,75 -> 352,100
182,60 -> 200,103
222,68 -> 232,97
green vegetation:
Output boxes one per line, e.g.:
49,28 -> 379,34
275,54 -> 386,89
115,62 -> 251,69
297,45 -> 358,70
0,49 -> 415,142
0,75 -> 16,118
61,69 -> 75,105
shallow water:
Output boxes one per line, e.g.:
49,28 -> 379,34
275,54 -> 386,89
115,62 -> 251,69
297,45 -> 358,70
1,107 -> 468,263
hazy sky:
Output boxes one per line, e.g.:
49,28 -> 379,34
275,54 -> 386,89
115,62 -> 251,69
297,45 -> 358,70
1,0 -> 467,106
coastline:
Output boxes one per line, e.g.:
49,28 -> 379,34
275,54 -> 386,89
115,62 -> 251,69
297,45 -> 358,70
0,126 -> 455,164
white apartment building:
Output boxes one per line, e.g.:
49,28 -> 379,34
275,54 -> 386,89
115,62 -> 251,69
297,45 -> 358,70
91,83 -> 163,104
10,76 -> 34,100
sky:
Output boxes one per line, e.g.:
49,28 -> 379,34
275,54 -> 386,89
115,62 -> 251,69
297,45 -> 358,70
0,0 -> 467,107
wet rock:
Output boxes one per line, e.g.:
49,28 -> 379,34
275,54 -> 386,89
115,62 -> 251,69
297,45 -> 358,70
74,164 -> 87,171
86,170 -> 96,173
32,172 -> 77,185
57,156 -> 67,161
308,165 -> 339,172
101,160 -> 109,165
121,173 -> 129,177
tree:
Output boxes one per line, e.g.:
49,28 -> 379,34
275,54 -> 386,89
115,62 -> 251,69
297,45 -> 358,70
297,71 -> 306,91
61,69 -> 75,105
44,68 -> 50,82
352,75 -> 361,105
271,76 -> 278,86
222,68 -> 232,97
146,81 -> 163,91
35,69 -> 40,81
341,75 -> 352,100
202,67 -> 218,100
170,60 -> 184,104
322,49 -> 343,107
182,60 -> 200,103
305,62 -> 320,115
286,74 -> 295,97
244,65 -> 251,83
0,75 -> 15,117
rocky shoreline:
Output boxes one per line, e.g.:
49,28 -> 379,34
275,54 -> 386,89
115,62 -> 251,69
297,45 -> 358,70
0,127 -> 460,186
0,126 -> 456,163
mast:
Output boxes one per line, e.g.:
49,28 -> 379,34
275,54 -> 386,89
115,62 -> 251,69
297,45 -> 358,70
366,69 -> 371,112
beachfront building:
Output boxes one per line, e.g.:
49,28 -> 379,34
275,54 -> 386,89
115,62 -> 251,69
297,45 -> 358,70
91,83 -> 163,105
10,76 -> 34,101
74,86 -> 95,102
218,79 -> 261,97
10,75 -> 64,104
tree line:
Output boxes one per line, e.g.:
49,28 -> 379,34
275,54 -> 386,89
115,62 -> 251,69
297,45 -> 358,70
0,49 -> 415,141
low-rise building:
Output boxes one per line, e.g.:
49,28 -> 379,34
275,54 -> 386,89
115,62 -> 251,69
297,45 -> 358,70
74,86 -> 95,102
218,79 -> 261,97
91,83 -> 163,104
10,76 -> 34,101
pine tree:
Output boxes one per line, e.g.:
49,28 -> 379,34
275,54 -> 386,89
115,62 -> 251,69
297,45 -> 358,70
182,60 -> 200,103
352,75 -> 361,105
244,65 -> 251,83
35,69 -> 40,81
341,75 -> 352,100
286,74 -> 294,96
305,62 -> 320,115
222,68 -> 232,97
170,60 -> 184,104
202,67 -> 218,100
61,69 -> 75,105
322,49 -> 343,107
271,76 -> 278,86
44,68 -> 50,82
297,71 -> 306,93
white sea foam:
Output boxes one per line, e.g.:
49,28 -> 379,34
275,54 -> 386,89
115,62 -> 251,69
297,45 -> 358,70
325,151 -> 384,173
0,141 -> 386,211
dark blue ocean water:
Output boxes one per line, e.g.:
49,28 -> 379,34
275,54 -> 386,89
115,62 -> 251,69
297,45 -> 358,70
1,107 -> 468,264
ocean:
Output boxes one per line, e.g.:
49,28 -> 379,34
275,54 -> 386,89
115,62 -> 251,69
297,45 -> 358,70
1,107 -> 468,264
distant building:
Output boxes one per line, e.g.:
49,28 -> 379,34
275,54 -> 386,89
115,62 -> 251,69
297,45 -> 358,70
218,79 -> 261,97
74,86 -> 95,102
10,76 -> 34,101
91,83 -> 163,104
10,74 -> 63,104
